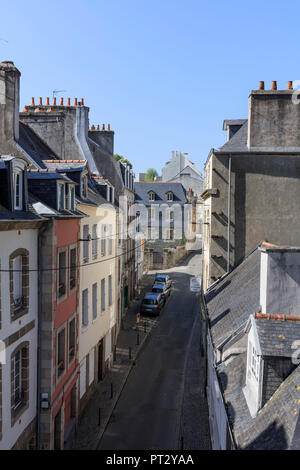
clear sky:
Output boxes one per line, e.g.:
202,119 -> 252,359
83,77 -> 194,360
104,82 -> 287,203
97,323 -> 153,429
0,0 -> 299,175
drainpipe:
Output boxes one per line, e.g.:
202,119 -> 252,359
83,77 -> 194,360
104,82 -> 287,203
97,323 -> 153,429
36,219 -> 52,450
227,154 -> 232,273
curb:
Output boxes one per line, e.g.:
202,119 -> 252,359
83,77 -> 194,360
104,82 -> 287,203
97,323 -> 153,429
92,318 -> 156,450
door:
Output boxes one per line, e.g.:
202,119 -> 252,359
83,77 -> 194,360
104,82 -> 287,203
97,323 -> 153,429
54,409 -> 62,450
98,339 -> 104,382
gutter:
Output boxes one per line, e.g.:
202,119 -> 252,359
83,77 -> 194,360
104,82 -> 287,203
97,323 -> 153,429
227,154 -> 232,273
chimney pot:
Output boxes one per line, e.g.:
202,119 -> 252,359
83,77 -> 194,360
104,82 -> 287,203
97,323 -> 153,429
102,124 -> 105,131
259,81 -> 265,90
67,97 -> 70,106
81,98 -> 84,105
46,97 -> 50,106
31,97 -> 35,106
91,125 -> 95,131
107,123 -> 111,131
60,97 -> 64,106
39,97 -> 42,106
287,80 -> 293,90
271,81 -> 277,90
53,97 -> 57,106
97,124 -> 100,130
74,98 -> 77,106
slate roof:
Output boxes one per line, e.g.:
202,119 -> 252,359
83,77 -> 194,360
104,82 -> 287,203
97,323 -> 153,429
0,203 -> 44,221
18,121 -> 58,168
134,182 -> 187,205
255,318 -> 300,357
27,171 -> 74,182
205,247 -> 261,348
217,353 -> 300,449
43,160 -> 87,171
222,119 -> 247,130
218,120 -> 248,153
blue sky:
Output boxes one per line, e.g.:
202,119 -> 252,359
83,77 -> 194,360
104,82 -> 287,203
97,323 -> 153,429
0,0 -> 299,175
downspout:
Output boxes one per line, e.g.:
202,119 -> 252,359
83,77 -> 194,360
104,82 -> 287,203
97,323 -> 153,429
227,154 -> 232,273
36,219 -> 52,450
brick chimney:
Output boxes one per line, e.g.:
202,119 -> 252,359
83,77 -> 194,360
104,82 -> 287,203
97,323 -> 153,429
248,81 -> 300,148
0,61 -> 21,147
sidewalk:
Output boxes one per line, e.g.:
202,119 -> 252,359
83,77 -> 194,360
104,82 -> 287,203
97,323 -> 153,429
66,273 -> 157,450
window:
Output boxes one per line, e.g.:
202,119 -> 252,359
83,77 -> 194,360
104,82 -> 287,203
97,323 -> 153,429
81,175 -> 88,199
92,283 -> 98,320
69,247 -> 76,291
170,210 -> 174,220
57,328 -> 65,378
168,229 -> 174,240
14,170 -> 23,210
13,350 -> 22,408
68,317 -> 76,363
58,251 -> 67,298
9,249 -> 29,319
13,256 -> 23,310
65,184 -> 69,210
58,183 -> 65,210
70,186 -> 75,211
108,275 -> 112,306
149,191 -> 155,202
167,191 -> 173,201
83,225 -> 89,263
82,289 -> 88,327
101,279 -> 105,313
92,225 -> 98,259
108,225 -> 112,255
101,225 -> 106,257
11,343 -> 29,423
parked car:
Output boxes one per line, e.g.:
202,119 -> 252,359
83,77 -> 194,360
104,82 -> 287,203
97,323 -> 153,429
140,292 -> 165,316
152,281 -> 171,300
155,273 -> 172,285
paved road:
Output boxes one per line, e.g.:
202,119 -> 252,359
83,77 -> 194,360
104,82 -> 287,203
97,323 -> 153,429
98,252 -> 204,450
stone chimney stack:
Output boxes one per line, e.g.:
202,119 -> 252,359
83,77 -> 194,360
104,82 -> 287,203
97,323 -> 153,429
248,80 -> 300,148
88,123 -> 114,156
0,61 -> 21,147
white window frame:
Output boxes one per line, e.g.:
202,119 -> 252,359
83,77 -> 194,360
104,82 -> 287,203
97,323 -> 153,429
149,191 -> 155,202
83,225 -> 89,263
92,224 -> 98,259
92,283 -> 98,320
108,275 -> 112,306
58,182 -> 65,210
101,278 -> 105,313
13,256 -> 22,307
82,288 -> 89,327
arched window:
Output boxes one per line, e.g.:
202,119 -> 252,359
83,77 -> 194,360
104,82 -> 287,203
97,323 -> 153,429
167,191 -> 173,202
149,191 -> 155,202
14,169 -> 23,210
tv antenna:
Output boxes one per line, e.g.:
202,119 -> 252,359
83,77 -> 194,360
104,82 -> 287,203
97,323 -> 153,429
52,89 -> 66,98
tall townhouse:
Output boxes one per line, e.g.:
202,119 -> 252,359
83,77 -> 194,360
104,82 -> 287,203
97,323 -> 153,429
0,155 -> 44,449
202,80 -> 300,292
42,159 -> 118,412
20,100 -> 136,329
27,168 -> 82,450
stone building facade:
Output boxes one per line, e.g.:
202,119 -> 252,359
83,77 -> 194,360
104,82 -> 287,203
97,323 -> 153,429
202,81 -> 300,291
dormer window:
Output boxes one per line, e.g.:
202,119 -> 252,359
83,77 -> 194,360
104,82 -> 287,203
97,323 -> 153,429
149,191 -> 155,202
65,184 -> 75,211
58,183 -> 65,210
14,170 -> 23,210
167,191 -> 173,201
81,174 -> 88,199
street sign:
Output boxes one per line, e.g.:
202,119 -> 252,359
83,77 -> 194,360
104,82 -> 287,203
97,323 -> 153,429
190,277 -> 202,292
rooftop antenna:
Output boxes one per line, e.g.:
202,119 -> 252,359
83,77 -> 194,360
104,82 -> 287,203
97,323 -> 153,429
52,89 -> 66,98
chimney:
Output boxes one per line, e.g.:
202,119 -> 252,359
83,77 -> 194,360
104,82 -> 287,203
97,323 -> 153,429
88,122 -> 114,155
287,80 -> 293,90
271,80 -> 277,90
60,97 -> 64,106
248,80 -> 300,148
46,97 -> 50,106
0,61 -> 21,144
67,97 -> 70,106
74,98 -> 77,106
258,81 -> 264,90
259,244 -> 300,315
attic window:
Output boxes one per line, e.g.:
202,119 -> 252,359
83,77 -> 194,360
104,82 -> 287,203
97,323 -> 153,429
149,191 -> 155,201
14,170 -> 23,210
167,191 -> 173,201
81,175 -> 88,199
58,183 -> 65,210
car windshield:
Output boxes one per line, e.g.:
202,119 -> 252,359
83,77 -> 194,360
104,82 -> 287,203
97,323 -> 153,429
143,298 -> 157,305
156,276 -> 166,282
152,287 -> 163,293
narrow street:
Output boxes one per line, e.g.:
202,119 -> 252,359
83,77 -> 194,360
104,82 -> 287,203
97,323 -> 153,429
98,251 -> 210,450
